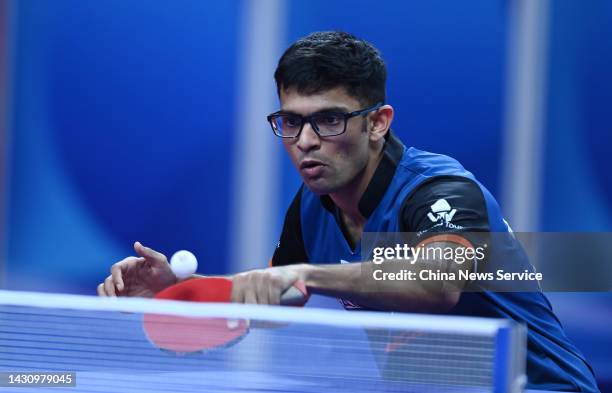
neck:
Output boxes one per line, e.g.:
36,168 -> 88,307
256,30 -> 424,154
330,143 -> 384,226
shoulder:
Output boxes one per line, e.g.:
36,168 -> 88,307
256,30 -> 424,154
399,175 -> 491,234
271,186 -> 309,266
399,147 -> 471,178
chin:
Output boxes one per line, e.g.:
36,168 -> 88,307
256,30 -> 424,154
303,180 -> 335,196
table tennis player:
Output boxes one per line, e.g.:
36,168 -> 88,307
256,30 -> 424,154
97,31 -> 599,392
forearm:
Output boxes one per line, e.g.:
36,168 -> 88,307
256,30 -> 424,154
293,261 -> 461,313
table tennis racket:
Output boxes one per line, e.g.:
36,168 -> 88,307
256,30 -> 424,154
143,277 -> 308,353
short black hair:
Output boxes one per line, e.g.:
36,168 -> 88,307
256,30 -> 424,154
274,31 -> 387,106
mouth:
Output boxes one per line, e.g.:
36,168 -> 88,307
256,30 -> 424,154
299,159 -> 325,170
299,160 -> 325,178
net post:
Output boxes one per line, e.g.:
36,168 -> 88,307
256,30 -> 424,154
494,322 -> 527,393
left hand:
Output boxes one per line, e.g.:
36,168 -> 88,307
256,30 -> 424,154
230,266 -> 301,305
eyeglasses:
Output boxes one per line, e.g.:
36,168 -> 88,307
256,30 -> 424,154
267,102 -> 383,138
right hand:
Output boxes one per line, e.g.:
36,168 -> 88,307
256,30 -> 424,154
97,241 -> 178,298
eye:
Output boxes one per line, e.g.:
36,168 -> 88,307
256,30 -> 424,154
283,116 -> 302,128
319,114 -> 342,125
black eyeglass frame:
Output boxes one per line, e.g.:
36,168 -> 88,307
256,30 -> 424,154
267,102 -> 384,138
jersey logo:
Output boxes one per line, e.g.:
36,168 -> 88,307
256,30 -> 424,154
427,199 -> 457,224
417,199 -> 464,237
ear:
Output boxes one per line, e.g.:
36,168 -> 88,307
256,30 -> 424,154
368,105 -> 394,143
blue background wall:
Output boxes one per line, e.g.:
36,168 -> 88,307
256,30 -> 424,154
1,0 -> 610,389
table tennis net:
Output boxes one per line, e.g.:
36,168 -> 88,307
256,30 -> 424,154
0,291 -> 526,393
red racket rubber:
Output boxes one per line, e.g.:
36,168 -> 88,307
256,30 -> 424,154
143,277 -> 308,353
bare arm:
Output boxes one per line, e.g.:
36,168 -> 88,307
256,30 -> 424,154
292,240 -> 472,312
230,239 -> 474,313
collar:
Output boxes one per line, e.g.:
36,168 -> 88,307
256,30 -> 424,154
320,130 -> 404,218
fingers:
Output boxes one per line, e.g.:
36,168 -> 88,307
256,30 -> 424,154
97,274 -> 118,297
231,269 -> 291,305
114,256 -> 145,291
110,263 -> 125,293
97,256 -> 144,297
134,241 -> 167,263
97,242 -> 167,297
244,290 -> 257,305
104,275 -> 117,296
268,282 -> 280,306
230,275 -> 245,303
233,272 -> 261,304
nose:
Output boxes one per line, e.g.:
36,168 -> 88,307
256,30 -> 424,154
296,121 -> 321,152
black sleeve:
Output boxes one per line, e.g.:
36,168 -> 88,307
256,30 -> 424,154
399,176 -> 490,246
271,186 -> 309,266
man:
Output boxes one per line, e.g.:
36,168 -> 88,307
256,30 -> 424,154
98,31 -> 599,392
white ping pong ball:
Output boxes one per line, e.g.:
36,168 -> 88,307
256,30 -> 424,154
170,250 -> 198,279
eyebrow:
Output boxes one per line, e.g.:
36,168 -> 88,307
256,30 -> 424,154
277,106 -> 351,116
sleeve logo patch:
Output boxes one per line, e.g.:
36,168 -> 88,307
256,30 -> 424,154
427,199 -> 457,224
418,199 -> 464,237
